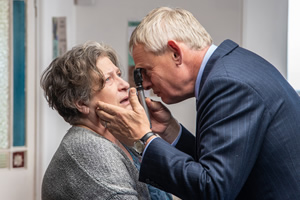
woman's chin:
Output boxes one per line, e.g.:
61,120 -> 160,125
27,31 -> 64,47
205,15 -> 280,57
119,100 -> 132,110
125,104 -> 133,110
119,103 -> 132,110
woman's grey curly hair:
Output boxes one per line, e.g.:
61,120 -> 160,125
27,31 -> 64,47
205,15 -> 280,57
40,41 -> 120,124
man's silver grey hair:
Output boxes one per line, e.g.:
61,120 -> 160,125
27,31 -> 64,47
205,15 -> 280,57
129,7 -> 212,55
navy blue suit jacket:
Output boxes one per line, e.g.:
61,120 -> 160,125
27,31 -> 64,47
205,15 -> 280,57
139,40 -> 300,199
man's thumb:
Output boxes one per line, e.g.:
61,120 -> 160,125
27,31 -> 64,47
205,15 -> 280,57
129,87 -> 143,111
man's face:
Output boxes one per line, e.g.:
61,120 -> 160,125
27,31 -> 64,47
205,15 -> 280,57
132,44 -> 184,104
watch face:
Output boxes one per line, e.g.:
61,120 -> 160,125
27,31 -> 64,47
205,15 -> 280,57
133,140 -> 144,154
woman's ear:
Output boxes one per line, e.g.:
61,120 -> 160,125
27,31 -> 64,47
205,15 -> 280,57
167,40 -> 182,65
75,100 -> 90,114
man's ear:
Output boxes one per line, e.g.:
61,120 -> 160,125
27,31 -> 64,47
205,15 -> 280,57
167,40 -> 182,65
75,100 -> 90,114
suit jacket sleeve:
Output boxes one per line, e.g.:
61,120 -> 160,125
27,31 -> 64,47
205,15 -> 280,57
174,125 -> 196,157
139,75 -> 270,200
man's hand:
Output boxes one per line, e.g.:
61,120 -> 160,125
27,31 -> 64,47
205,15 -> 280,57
96,88 -> 151,146
146,98 -> 180,144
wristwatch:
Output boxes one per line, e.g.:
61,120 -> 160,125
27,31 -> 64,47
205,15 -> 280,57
133,132 -> 156,155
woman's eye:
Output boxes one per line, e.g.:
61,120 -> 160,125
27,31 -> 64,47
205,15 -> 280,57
105,77 -> 111,82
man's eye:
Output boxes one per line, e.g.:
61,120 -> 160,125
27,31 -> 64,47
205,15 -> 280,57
142,69 -> 150,78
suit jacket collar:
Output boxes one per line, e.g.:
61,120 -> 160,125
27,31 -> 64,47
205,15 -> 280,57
198,39 -> 239,96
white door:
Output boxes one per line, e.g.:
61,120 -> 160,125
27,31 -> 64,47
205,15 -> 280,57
0,0 -> 36,199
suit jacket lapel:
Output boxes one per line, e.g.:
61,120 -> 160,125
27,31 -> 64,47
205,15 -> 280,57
195,40 -> 239,160
198,40 -> 239,100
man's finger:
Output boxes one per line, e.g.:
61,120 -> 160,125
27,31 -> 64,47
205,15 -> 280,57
95,108 -> 112,122
129,87 -> 144,112
146,98 -> 163,112
96,101 -> 124,123
96,101 -> 120,115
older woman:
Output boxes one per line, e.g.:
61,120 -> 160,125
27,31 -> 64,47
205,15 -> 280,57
40,41 -> 172,200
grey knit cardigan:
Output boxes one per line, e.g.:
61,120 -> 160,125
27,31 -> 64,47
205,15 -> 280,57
42,126 -> 150,200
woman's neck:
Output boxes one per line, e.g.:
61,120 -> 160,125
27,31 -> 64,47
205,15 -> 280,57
74,123 -> 133,161
75,123 -> 115,142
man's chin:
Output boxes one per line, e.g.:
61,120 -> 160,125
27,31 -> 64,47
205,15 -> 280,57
161,96 -> 180,105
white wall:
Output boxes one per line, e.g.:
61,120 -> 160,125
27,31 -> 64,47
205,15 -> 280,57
36,0 -> 76,199
242,0 -> 288,77
0,1 -> 36,199
288,0 -> 300,91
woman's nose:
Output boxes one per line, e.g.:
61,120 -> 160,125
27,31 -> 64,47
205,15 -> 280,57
118,76 -> 130,90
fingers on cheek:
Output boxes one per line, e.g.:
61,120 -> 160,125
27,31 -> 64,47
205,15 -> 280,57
96,110 -> 107,120
96,102 -> 104,110
96,103 -> 113,115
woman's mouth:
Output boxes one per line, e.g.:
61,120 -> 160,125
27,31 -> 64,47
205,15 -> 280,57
120,97 -> 129,104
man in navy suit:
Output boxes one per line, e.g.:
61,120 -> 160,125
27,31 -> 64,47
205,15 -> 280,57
96,7 -> 300,199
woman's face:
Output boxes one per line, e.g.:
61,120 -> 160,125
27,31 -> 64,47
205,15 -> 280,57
90,56 -> 131,110
78,56 -> 131,132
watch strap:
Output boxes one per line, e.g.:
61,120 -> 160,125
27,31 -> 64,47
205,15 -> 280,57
140,132 -> 155,143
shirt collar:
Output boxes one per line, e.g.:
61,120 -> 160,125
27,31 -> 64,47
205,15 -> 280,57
194,44 -> 217,100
